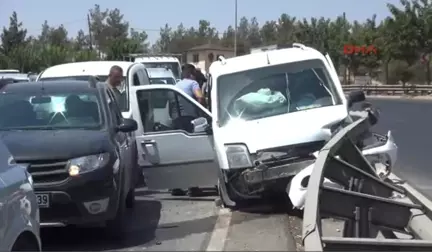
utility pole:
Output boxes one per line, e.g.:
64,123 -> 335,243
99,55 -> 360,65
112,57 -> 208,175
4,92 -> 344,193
234,0 -> 238,56
87,14 -> 93,51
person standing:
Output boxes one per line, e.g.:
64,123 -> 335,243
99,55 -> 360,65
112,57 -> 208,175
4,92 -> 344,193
106,65 -> 125,109
176,64 -> 206,105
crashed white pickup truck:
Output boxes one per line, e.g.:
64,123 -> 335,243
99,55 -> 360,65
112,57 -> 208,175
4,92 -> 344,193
206,43 -> 397,208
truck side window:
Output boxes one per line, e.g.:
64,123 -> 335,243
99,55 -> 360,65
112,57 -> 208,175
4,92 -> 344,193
137,89 -> 210,134
133,73 -> 141,86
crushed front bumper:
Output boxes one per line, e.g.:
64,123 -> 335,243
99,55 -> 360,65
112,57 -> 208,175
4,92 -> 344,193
242,159 -> 315,185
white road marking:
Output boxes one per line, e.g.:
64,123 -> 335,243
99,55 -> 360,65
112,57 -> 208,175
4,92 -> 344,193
206,208 -> 232,251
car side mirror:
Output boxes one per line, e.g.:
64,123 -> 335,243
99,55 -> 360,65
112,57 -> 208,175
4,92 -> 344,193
191,117 -> 210,133
176,79 -> 181,83
116,118 -> 138,132
347,90 -> 366,108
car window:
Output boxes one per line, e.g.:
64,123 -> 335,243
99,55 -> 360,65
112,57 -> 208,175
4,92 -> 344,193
136,89 -> 210,134
0,92 -> 102,130
133,73 -> 141,86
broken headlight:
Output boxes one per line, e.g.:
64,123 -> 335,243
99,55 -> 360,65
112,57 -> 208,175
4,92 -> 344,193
225,144 -> 253,169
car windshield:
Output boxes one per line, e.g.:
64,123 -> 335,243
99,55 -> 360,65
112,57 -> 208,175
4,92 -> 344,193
150,77 -> 175,85
217,59 -> 342,127
142,63 -> 180,79
0,92 -> 102,130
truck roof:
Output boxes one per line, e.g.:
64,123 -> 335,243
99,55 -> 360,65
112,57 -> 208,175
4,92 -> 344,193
209,44 -> 328,77
39,61 -> 134,79
134,56 -> 180,63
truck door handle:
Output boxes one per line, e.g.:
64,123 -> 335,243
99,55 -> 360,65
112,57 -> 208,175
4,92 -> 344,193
141,139 -> 156,145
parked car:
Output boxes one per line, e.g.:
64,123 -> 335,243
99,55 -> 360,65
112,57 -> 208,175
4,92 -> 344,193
0,79 -> 139,239
0,140 -> 41,251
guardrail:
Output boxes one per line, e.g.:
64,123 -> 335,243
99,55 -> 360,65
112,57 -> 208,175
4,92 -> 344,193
302,116 -> 432,251
342,84 -> 432,96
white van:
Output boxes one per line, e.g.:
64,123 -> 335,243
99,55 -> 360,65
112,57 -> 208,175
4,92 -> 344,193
36,61 -> 150,119
124,43 -> 367,208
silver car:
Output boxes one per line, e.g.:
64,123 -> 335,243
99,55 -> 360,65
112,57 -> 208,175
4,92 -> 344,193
0,141 -> 41,251
147,68 -> 177,85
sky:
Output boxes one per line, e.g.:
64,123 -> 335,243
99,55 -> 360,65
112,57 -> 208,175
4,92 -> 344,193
0,0 -> 401,44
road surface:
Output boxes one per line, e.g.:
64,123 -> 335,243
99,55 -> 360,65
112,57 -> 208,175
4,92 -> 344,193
41,97 -> 431,251
366,98 -> 432,198
42,188 -> 301,251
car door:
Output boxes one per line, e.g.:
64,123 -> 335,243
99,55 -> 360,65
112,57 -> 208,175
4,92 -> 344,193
0,175 -> 6,248
106,89 -> 132,184
130,85 -> 218,189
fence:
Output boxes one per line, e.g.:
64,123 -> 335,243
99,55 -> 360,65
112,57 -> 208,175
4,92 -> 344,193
342,84 -> 432,96
302,116 -> 432,251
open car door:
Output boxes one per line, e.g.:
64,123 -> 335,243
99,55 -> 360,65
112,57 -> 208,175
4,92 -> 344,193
130,85 -> 218,189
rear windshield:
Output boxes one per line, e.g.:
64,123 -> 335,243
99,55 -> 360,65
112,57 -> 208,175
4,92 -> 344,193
0,92 -> 102,130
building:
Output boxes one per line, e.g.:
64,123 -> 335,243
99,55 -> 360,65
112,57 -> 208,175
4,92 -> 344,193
184,44 -> 234,72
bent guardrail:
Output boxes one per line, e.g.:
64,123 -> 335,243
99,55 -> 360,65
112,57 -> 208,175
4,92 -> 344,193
302,116 -> 432,251
342,84 -> 432,96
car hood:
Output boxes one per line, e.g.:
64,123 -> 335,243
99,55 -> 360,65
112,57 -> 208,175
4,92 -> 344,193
0,129 -> 111,161
214,105 -> 348,153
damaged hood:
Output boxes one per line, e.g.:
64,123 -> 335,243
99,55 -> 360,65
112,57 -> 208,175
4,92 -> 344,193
215,105 -> 348,153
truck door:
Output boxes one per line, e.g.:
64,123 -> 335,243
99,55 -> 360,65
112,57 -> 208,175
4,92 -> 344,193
130,85 -> 218,189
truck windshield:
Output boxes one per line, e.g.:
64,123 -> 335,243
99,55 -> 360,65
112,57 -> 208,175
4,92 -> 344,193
216,59 -> 342,127
142,63 -> 180,79
0,92 -> 102,130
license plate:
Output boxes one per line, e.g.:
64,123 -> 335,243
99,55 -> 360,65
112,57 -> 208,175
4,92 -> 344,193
36,194 -> 50,208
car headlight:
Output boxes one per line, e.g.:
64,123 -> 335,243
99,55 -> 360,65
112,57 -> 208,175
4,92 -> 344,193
68,153 -> 110,176
225,144 -> 252,169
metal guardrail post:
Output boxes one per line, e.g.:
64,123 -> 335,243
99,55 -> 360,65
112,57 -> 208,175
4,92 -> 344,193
302,117 -> 432,251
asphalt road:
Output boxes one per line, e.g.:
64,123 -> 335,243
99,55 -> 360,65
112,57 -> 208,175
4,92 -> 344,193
41,97 -> 431,251
41,188 -> 300,251
366,98 -> 432,198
